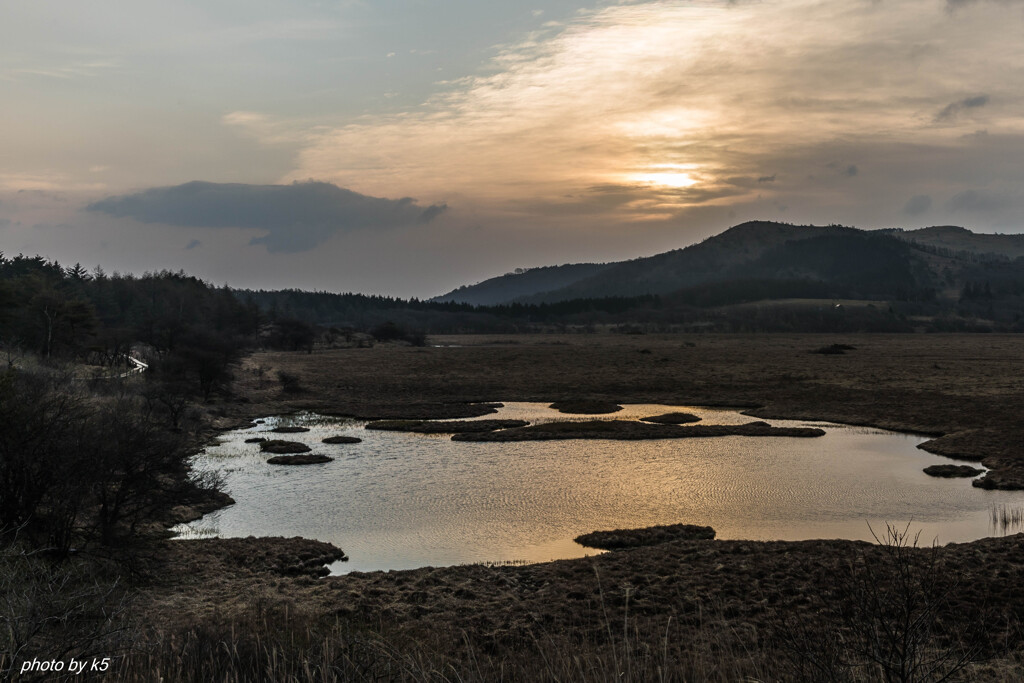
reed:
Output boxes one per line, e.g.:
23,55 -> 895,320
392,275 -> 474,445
106,590 -> 780,682
990,504 -> 1024,533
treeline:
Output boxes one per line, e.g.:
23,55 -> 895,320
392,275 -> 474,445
906,238 -> 1015,264
0,254 -> 256,557
4,247 -> 1024,364
239,287 -> 663,336
236,231 -> 996,336
239,284 -> 922,335
738,233 -> 938,302
0,254 -> 262,394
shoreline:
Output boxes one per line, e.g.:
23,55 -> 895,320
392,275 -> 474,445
171,332 -> 1023,536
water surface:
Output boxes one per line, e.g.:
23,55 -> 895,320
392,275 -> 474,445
175,403 -> 1024,573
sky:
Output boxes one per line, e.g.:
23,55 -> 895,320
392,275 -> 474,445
2,0 -> 1023,297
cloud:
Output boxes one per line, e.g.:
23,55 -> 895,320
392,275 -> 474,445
87,181 -> 447,253
935,95 -> 990,122
0,172 -> 106,192
222,111 -> 307,146
417,204 -> 448,223
946,189 -> 1008,213
903,194 -> 932,215
247,0 -> 1024,232
947,0 -> 1024,10
4,58 -> 120,82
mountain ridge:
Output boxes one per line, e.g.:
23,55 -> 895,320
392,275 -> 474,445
430,221 -> 1024,306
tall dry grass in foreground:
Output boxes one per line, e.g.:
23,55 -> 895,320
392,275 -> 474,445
109,599 -> 777,683
104,597 -> 1010,683
106,526 -> 1016,683
6,525 -> 1016,682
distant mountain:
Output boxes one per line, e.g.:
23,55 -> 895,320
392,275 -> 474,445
888,226 -> 1024,260
242,220 -> 1024,334
519,222 -> 858,303
434,222 -> 862,304
431,221 -> 1024,308
431,262 -> 611,305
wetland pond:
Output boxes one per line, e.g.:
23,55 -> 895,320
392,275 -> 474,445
174,403 -> 1024,574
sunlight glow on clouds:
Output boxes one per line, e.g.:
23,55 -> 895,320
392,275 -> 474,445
627,163 -> 700,189
227,0 -> 1024,229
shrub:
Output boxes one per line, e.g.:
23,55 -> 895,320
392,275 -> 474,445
277,370 -> 303,394
0,368 -> 212,554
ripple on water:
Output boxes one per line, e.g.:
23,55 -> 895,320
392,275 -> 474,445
175,403 -> 1024,573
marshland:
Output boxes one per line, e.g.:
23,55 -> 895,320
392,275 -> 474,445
138,333 -> 1024,681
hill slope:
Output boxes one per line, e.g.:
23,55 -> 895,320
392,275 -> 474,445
892,226 -> 1024,260
432,263 -> 610,306
432,222 -> 856,305
433,221 -> 1024,308
521,222 -> 860,303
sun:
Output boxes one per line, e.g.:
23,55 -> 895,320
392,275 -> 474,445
626,164 -> 699,188
629,172 -> 698,188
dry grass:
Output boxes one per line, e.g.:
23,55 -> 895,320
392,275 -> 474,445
321,435 -> 362,444
991,505 -> 1024,534
266,454 -> 333,466
117,534 -> 1024,682
365,419 -> 529,434
575,524 -> 716,550
640,412 -> 702,424
549,400 -> 623,414
451,419 -> 824,441
108,596 -> 781,683
260,440 -> 312,454
129,526 -> 1024,682
923,464 -> 985,478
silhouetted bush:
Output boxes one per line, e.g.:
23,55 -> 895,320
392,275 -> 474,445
277,370 -> 303,394
780,524 -> 994,682
0,369 -> 205,554
262,317 -> 316,353
369,321 -> 426,346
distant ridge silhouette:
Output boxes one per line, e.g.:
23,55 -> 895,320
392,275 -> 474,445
433,221 -> 1024,306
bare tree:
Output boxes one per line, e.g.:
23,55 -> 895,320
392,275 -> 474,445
780,523 -> 995,682
0,539 -> 127,681
839,524 -> 987,683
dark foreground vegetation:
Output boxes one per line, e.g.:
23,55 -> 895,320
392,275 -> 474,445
118,526 -> 1024,681
0,366 -> 229,680
0,254 -> 250,679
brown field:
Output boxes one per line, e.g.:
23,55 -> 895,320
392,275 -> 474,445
135,333 -> 1024,680
229,333 -> 1024,486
